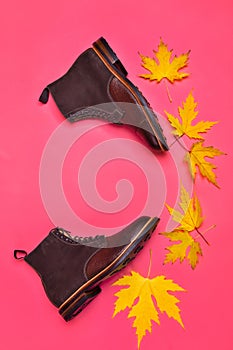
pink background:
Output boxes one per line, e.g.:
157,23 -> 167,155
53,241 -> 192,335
1,0 -> 232,349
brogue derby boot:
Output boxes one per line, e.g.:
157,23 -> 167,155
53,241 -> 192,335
39,37 -> 168,151
14,216 -> 159,321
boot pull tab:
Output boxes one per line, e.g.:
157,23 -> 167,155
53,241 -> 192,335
14,250 -> 28,260
39,88 -> 49,104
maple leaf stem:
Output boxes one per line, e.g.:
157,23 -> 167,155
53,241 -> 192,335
195,228 -> 210,246
169,136 -> 190,154
202,224 -> 216,234
168,135 -> 190,152
176,138 -> 190,152
169,135 -> 184,148
147,249 -> 153,278
164,80 -> 172,103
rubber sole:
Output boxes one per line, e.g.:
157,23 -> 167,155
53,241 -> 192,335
93,37 -> 169,151
59,217 -> 159,321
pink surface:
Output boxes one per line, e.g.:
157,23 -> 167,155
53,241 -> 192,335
1,1 -> 232,349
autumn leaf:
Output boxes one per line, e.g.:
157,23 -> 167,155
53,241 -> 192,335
161,185 -> 212,268
166,185 -> 204,232
165,92 -> 217,139
163,230 -> 202,269
185,141 -> 225,187
113,271 -> 185,348
139,38 -> 190,83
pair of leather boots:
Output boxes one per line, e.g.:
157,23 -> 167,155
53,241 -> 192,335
15,37 -> 169,321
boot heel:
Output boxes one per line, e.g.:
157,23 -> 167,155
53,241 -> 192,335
93,37 -> 128,76
59,285 -> 102,322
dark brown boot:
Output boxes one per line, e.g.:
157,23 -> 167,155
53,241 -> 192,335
14,216 -> 159,321
39,37 -> 168,151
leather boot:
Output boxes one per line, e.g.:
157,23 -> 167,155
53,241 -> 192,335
14,216 -> 159,321
39,37 -> 169,151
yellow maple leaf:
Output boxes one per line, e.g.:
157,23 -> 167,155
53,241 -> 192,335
113,271 -> 185,348
163,229 -> 202,269
185,141 -> 225,187
165,92 -> 218,139
161,185 -> 212,268
166,184 -> 204,232
139,38 -> 190,83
